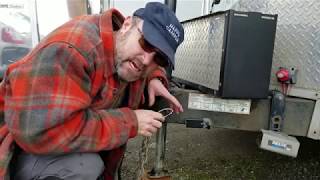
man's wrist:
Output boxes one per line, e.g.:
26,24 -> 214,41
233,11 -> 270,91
154,77 -> 164,84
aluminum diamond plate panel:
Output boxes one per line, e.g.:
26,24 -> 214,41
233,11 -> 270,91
232,0 -> 320,91
173,0 -> 320,92
173,13 -> 226,90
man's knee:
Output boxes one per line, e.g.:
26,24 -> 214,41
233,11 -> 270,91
38,176 -> 64,180
75,153 -> 105,179
13,152 -> 105,180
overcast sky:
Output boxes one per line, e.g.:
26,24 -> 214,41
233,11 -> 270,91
34,0 -> 204,36
112,0 -> 203,21
1,0 -> 235,36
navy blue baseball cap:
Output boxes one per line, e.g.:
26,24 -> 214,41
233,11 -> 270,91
133,2 -> 184,70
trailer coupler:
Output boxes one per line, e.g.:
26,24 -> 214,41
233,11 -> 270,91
269,90 -> 286,131
185,118 -> 212,129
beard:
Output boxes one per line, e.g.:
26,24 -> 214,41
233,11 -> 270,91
115,60 -> 140,82
114,30 -> 142,82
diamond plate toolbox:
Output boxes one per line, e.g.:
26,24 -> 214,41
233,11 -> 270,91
173,10 -> 277,98
173,0 -> 320,93
173,13 -> 225,91
232,0 -> 320,91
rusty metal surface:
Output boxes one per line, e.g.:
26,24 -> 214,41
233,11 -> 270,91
140,172 -> 171,180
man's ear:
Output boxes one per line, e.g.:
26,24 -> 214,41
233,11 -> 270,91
119,16 -> 133,34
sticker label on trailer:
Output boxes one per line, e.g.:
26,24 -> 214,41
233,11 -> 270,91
268,140 -> 292,151
188,92 -> 251,114
0,1 -> 25,9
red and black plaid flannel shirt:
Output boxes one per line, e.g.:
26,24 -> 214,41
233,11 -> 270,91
0,9 -> 168,180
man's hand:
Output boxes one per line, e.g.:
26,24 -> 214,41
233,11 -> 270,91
134,109 -> 164,137
148,78 -> 183,113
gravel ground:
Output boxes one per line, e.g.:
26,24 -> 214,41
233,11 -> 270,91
121,124 -> 320,180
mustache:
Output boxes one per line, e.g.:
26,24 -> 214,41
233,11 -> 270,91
120,58 -> 145,71
131,59 -> 145,71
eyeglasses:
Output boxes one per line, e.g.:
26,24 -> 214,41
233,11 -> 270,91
136,27 -> 169,68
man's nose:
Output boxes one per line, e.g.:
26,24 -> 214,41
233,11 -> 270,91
141,51 -> 156,65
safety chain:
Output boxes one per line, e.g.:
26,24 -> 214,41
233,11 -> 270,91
137,108 -> 173,180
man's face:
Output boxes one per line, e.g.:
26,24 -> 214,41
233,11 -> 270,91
114,18 -> 166,82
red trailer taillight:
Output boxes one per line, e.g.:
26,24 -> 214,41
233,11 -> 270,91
1,27 -> 24,44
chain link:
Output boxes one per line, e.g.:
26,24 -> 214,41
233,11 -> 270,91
137,108 -> 173,180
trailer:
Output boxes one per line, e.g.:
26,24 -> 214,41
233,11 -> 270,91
149,0 -> 320,178
162,0 -> 320,158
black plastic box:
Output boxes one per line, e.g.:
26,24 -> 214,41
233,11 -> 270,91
219,10 -> 277,98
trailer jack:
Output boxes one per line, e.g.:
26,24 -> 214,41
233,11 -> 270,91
141,172 -> 171,180
140,122 -> 172,180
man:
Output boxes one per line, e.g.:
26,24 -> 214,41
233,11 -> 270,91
0,2 -> 184,180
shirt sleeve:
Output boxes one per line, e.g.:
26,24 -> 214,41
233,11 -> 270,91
146,67 -> 169,88
5,42 -> 137,154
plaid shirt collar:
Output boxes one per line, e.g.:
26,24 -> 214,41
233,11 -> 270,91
99,9 -> 124,78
